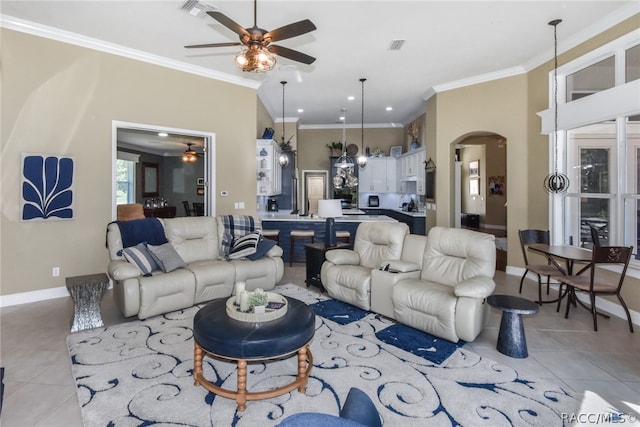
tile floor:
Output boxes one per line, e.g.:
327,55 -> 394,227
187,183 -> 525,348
1,266 -> 639,426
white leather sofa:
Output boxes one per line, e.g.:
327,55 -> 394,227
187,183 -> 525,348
322,225 -> 496,342
106,216 -> 284,319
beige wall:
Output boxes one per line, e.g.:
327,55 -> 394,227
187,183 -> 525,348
1,29 -> 258,296
429,16 -> 640,313
297,127 -> 405,173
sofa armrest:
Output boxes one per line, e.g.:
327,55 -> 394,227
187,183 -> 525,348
265,244 -> 283,258
325,249 -> 360,266
108,260 -> 141,281
454,276 -> 496,299
382,260 -> 420,273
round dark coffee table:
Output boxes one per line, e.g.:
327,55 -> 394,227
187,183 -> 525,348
193,296 -> 315,411
487,294 -> 539,358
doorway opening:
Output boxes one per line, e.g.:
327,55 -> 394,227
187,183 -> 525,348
301,170 -> 329,215
111,121 -> 216,220
452,132 -> 507,270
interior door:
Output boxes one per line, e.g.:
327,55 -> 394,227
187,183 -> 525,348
307,175 -> 326,215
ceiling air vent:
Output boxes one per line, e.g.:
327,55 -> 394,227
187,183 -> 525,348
388,39 -> 406,51
181,0 -> 215,17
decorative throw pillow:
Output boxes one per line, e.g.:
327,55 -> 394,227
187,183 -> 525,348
247,236 -> 277,261
228,231 -> 261,260
218,215 -> 261,256
148,243 -> 186,273
122,242 -> 159,276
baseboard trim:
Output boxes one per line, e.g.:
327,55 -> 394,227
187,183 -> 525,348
506,266 -> 639,328
0,286 -> 69,308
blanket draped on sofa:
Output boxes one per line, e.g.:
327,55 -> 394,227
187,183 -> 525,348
115,218 -> 168,248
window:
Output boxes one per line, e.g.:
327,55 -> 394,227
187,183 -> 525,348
566,56 -> 615,101
116,151 -> 140,205
625,44 -> 640,83
548,30 -> 640,268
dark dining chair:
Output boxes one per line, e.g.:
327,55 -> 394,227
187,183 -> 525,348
193,202 -> 205,216
182,200 -> 193,217
587,222 -> 606,248
554,245 -> 634,332
518,229 -> 561,305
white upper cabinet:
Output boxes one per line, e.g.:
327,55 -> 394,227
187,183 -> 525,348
359,157 -> 397,193
256,139 -> 282,196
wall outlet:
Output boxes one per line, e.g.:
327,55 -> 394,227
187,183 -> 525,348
52,267 -> 60,277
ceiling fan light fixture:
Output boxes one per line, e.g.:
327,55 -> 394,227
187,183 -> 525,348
234,46 -> 276,72
182,144 -> 198,162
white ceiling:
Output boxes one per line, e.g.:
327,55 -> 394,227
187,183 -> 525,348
1,0 -> 637,130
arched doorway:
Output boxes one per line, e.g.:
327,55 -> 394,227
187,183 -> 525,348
452,131 -> 507,270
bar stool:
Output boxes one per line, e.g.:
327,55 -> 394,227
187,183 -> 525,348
289,230 -> 315,266
262,229 -> 280,245
336,230 -> 351,245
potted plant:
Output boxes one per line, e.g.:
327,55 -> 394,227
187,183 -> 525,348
249,288 -> 269,313
326,142 -> 343,156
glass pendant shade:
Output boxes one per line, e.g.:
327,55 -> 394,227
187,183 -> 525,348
279,153 -> 289,167
235,46 -> 276,72
357,155 -> 367,168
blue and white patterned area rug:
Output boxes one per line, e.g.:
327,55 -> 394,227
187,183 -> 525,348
66,284 -> 578,426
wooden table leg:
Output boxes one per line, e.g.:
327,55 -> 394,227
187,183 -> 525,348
193,342 -> 203,386
297,345 -> 309,393
236,359 -> 247,411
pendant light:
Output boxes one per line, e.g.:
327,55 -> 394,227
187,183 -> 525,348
357,78 -> 368,169
333,108 -> 358,189
278,80 -> 290,167
543,19 -> 569,194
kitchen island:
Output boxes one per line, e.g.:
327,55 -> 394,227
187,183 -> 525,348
259,212 -> 397,264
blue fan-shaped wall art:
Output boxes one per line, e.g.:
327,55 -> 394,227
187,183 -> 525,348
21,154 -> 74,221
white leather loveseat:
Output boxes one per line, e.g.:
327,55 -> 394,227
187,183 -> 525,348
322,225 -> 496,342
106,216 -> 284,319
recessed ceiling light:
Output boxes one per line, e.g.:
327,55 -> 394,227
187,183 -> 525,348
158,132 -> 168,137
386,107 -> 393,111
297,108 -> 304,113
347,96 -> 355,101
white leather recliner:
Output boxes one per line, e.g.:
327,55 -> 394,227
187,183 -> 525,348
320,222 -> 410,310
391,227 -> 496,342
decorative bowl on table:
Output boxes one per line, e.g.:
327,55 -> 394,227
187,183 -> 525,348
226,292 -> 288,323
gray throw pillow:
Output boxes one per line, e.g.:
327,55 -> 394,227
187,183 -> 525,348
122,242 -> 159,276
148,243 -> 186,273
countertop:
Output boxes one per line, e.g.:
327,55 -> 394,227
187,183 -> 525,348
259,212 -> 397,222
359,207 -> 426,218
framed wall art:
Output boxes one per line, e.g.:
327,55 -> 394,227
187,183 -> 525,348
21,153 -> 74,221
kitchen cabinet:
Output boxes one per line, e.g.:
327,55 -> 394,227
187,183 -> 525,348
399,148 -> 426,195
256,139 -> 282,196
359,157 -> 397,193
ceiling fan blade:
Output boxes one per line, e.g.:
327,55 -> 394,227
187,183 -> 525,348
185,42 -> 243,49
206,11 -> 250,38
266,19 -> 316,42
269,45 -> 316,65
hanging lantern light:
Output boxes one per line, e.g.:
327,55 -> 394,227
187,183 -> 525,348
279,81 -> 290,167
543,18 -> 570,194
357,78 -> 368,169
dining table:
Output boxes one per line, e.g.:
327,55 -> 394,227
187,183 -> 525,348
526,243 -> 606,317
527,243 -> 592,275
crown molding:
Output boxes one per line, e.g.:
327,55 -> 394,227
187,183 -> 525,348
274,117 -> 300,124
523,2 -> 640,73
0,14 -> 260,90
298,123 -> 403,130
425,66 -> 527,98
424,2 -> 639,97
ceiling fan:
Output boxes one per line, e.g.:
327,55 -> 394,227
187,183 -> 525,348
182,143 -> 200,162
184,0 -> 316,72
